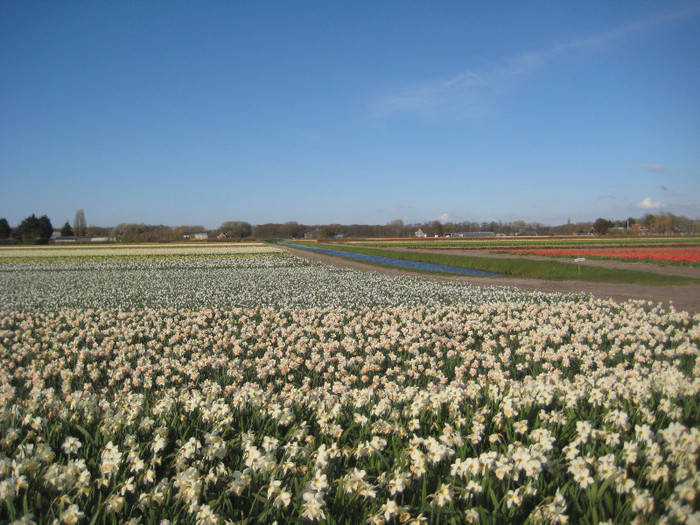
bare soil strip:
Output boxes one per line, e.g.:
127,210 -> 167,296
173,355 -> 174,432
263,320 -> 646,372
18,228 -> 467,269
279,245 -> 700,315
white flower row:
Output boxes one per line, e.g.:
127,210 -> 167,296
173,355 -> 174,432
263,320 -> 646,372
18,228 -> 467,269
0,242 -> 283,259
0,255 -> 584,312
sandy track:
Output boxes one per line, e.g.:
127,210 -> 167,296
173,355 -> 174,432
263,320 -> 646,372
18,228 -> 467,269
279,245 -> 700,315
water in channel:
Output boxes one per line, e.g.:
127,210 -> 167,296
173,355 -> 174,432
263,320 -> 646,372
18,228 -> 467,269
281,243 -> 502,277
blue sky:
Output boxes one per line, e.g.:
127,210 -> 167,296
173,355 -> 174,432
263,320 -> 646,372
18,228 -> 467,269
1,1 -> 699,228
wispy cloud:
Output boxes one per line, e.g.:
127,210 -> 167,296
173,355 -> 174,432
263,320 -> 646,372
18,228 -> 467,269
644,164 -> 666,172
637,197 -> 664,209
374,6 -> 699,119
374,52 -> 542,118
658,183 -> 686,197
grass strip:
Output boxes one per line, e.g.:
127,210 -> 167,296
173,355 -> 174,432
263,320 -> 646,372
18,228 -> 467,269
307,243 -> 699,285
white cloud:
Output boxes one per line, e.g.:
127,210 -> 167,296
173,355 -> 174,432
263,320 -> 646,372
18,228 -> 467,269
436,213 -> 451,223
637,197 -> 664,209
644,164 -> 666,172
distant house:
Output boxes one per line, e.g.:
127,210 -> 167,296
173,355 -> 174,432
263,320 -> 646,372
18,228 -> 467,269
183,231 -> 210,240
414,229 -> 427,238
630,224 -> 649,234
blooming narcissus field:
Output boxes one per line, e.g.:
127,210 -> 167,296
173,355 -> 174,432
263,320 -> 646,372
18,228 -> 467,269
0,249 -> 698,524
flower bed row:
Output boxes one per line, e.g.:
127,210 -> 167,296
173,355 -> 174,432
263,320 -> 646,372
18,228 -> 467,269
0,256 -> 575,312
0,243 -> 285,261
496,247 -> 700,264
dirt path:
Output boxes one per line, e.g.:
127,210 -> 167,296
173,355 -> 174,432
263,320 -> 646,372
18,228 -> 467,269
279,245 -> 700,315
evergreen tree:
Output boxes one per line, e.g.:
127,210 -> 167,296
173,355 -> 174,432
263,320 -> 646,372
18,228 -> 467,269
60,220 -> 74,237
17,214 -> 53,243
0,218 -> 10,239
593,218 -> 614,236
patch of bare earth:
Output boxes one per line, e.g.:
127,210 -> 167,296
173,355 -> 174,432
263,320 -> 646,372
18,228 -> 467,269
279,245 -> 700,315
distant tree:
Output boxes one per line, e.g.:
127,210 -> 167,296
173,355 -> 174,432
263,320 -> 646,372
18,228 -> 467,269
387,219 -> 405,237
671,214 -> 693,234
319,226 -> 333,239
427,220 -> 443,237
17,214 -> 53,244
60,221 -> 74,237
251,223 -> 279,240
111,223 -> 144,236
110,223 -> 176,242
74,209 -> 86,237
283,222 -> 307,239
511,220 -> 527,235
593,218 -> 614,236
641,214 -> 654,229
442,222 -> 458,235
0,218 -> 10,239
218,221 -> 251,239
650,212 -> 672,234
86,225 -> 110,237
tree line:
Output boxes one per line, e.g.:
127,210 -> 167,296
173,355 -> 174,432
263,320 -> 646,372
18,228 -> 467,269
0,209 -> 94,244
277,213 -> 698,239
0,214 -> 54,244
1,212 -> 697,244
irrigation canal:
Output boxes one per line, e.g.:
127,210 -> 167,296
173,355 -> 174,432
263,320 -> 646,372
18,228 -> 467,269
280,243 -> 502,277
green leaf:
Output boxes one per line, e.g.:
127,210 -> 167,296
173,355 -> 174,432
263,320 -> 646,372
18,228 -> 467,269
489,487 -> 499,508
89,506 -> 102,525
604,491 -> 614,515
73,423 -> 96,447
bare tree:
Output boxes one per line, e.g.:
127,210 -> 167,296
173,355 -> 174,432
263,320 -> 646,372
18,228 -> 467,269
387,219 -> 404,237
74,209 -> 86,237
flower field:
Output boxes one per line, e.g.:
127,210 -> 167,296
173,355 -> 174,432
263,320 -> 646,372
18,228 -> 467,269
1,250 -> 699,524
497,247 -> 700,265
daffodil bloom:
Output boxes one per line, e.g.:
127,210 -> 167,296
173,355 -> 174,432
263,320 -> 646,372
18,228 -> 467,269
60,504 -> 84,525
430,483 -> 453,508
61,437 -> 82,456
